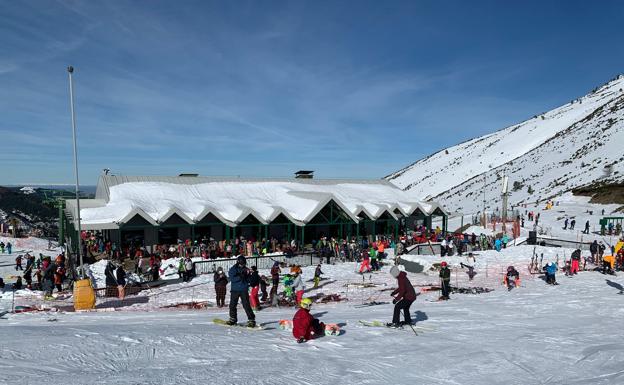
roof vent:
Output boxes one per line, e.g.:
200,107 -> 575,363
295,170 -> 314,179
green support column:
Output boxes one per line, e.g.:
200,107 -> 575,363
301,225 -> 305,247
225,225 -> 231,241
264,224 -> 268,240
191,225 -> 195,241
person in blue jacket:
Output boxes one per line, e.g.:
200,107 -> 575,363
494,238 -> 502,252
227,255 -> 256,327
544,262 -> 558,285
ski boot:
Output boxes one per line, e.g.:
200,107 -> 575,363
226,319 -> 237,326
386,322 -> 402,329
246,320 -> 256,328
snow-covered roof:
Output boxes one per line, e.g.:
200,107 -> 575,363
66,175 -> 449,229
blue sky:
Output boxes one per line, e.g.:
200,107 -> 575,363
1,0 -> 623,185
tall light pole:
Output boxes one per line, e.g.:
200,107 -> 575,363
68,66 -> 84,278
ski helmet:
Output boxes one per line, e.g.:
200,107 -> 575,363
236,255 -> 247,266
441,261 -> 448,267
300,298 -> 313,310
389,265 -> 400,278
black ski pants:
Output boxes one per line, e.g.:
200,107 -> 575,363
441,279 -> 451,298
229,290 -> 255,323
392,299 -> 413,324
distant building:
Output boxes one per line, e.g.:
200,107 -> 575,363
63,175 -> 448,248
20,186 -> 35,195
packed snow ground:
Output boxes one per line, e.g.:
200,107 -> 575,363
2,244 -> 624,385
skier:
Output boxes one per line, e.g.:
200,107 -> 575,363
15,255 -> 23,271
227,256 -> 255,327
570,249 -> 581,275
259,275 -> 269,302
584,220 -> 590,234
292,298 -> 325,343
590,241 -> 599,264
460,252 -> 476,281
570,219 -> 576,230
439,261 -> 451,300
504,266 -> 520,290
359,249 -> 371,273
213,266 -> 228,308
370,247 -> 379,271
544,262 -> 558,285
6,242 -> 11,255
270,261 -> 281,306
42,259 -> 56,298
494,238 -> 502,252
563,218 -> 568,230
388,266 -> 417,327
313,264 -> 324,288
292,268 -> 305,305
249,266 -> 261,311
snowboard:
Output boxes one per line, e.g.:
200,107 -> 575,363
278,319 -> 342,336
213,318 -> 264,330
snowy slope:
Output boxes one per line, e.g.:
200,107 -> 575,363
2,246 -> 624,385
386,75 -> 624,213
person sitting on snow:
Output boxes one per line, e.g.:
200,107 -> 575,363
504,266 -> 520,290
293,298 -> 325,343
543,262 -> 558,285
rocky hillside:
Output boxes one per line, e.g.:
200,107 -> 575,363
386,75 -> 624,213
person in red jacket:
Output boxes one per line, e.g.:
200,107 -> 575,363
292,298 -> 325,343
388,265 -> 417,328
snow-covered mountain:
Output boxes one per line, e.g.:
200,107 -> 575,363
386,75 -> 624,214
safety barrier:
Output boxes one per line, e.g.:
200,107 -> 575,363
193,251 -> 323,275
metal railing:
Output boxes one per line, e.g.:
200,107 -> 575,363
193,251 -> 324,275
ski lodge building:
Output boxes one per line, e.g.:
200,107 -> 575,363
62,174 -> 448,248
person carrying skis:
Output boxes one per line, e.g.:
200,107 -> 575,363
292,298 -> 325,343
270,261 -> 281,305
313,264 -> 324,288
292,268 -> 305,304
439,261 -> 451,300
213,266 -> 228,307
249,266 -> 261,311
388,266 -> 417,327
505,266 -> 520,290
227,256 -> 256,327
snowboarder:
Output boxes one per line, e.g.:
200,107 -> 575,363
213,266 -> 228,308
388,266 -> 417,327
270,261 -> 281,305
544,262 -> 558,285
313,264 -> 323,288
227,256 -> 255,327
439,261 -> 451,300
249,266 -> 261,311
504,266 -> 520,290
292,298 -> 325,343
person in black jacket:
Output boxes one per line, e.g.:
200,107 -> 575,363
213,267 -> 228,307
439,262 -> 451,300
269,261 -> 281,306
104,261 -> 118,297
227,256 -> 255,327
116,264 -> 126,300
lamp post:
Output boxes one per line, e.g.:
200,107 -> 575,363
67,66 -> 85,278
